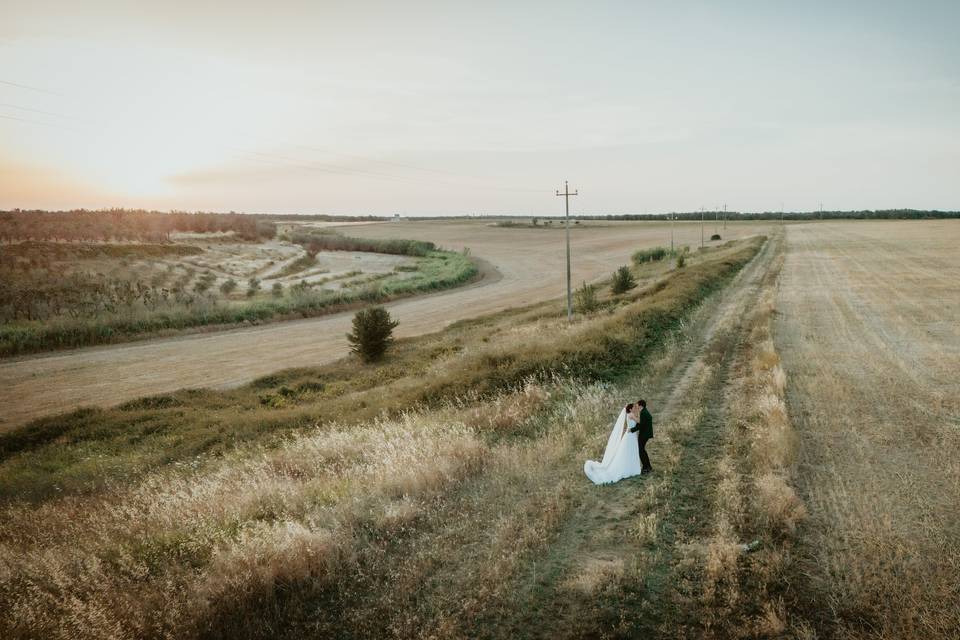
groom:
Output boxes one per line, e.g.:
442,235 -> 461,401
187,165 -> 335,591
629,399 -> 654,473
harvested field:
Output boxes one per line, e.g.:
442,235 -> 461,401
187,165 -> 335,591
775,220 -> 960,638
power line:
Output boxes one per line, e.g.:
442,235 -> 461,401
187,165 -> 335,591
0,113 -> 77,130
0,79 -> 62,95
0,103 -> 74,119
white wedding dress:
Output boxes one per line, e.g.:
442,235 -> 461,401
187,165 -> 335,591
584,408 -> 642,484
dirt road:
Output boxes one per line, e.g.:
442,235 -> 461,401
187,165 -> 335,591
0,219 -> 768,431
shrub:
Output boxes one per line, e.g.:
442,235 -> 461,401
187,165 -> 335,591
632,246 -> 670,265
676,252 -> 686,269
219,278 -> 237,295
193,272 -> 216,294
288,232 -> 435,257
610,266 -> 637,294
575,281 -> 599,313
271,282 -> 283,297
346,306 -> 399,362
711,233 -> 722,241
246,277 -> 261,297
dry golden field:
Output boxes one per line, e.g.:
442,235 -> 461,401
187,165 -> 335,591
2,219 -> 957,639
776,220 -> 960,638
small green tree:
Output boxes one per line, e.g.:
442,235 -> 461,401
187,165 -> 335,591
346,306 -> 399,362
271,282 -> 283,297
220,278 -> 237,295
246,277 -> 261,297
676,252 -> 686,269
610,266 -> 637,294
575,281 -> 599,313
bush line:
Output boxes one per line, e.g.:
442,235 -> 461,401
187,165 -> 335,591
0,249 -> 476,357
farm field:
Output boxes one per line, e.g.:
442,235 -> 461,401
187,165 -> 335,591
775,220 -> 960,637
1,220 -> 958,638
0,219 -> 768,431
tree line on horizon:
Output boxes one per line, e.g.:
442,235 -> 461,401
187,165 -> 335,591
592,208 -> 960,221
1,208 -> 956,245
0,209 -> 277,243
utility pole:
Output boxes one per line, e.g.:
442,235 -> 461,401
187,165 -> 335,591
723,203 -> 727,232
556,180 -> 578,322
700,207 -> 705,248
670,212 -> 675,252
819,202 -> 823,220
715,206 -> 719,235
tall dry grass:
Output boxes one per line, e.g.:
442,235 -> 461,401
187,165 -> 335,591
0,413 -> 486,638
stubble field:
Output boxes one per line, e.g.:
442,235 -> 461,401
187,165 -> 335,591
775,220 -> 960,637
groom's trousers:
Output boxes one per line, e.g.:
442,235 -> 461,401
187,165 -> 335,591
639,437 -> 652,471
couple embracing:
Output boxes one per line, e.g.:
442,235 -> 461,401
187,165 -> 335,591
583,400 -> 653,485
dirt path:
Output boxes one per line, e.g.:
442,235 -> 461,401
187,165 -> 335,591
0,220 -> 771,432
460,232 -> 782,637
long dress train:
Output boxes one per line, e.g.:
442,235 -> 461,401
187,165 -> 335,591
583,408 -> 642,484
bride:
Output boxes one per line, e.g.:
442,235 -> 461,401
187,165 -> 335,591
584,403 -> 642,484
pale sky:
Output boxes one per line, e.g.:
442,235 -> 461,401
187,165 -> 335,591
1,1 -> 958,215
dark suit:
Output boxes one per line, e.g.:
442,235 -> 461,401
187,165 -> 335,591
629,407 -> 653,471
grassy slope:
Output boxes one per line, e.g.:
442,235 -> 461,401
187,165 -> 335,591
0,236 -> 774,639
0,239 -> 763,503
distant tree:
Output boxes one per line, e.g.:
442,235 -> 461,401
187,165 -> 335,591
711,233 -> 721,241
346,306 -> 399,363
610,266 -> 637,294
246,277 -> 261,297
